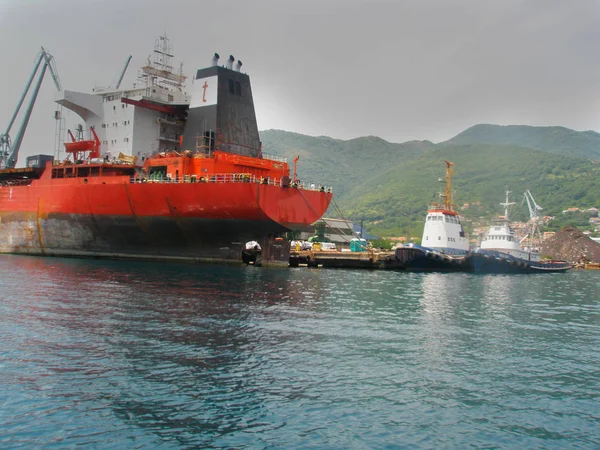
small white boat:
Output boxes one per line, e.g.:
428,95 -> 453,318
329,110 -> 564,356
473,190 -> 571,273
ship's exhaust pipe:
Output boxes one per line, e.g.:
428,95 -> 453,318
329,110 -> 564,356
212,53 -> 220,66
235,60 -> 243,71
226,55 -> 235,70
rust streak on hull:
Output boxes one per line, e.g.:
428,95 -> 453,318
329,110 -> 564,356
36,198 -> 45,254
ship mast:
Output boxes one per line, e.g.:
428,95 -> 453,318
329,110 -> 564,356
139,34 -> 186,95
500,190 -> 515,221
442,160 -> 455,212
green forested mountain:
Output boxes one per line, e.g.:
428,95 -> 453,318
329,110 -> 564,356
342,144 -> 600,235
260,126 -> 600,237
443,124 -> 600,160
260,130 -> 434,200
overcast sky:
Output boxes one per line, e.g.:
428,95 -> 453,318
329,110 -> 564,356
1,0 -> 600,161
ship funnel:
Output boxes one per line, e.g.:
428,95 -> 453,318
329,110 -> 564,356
212,52 -> 220,66
182,55 -> 261,158
226,55 -> 235,70
235,60 -> 243,71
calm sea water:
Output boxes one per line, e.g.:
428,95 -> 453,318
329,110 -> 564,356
1,255 -> 599,449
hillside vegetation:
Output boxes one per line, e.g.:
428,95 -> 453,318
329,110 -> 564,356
443,124 -> 600,160
260,125 -> 600,237
261,130 -> 433,199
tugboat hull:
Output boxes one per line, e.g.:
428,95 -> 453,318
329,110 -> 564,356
472,250 -> 571,274
395,245 -> 473,272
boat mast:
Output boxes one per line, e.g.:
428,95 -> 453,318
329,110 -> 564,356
442,160 -> 454,212
500,190 -> 515,221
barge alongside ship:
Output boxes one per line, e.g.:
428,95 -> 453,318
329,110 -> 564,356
0,38 -> 332,264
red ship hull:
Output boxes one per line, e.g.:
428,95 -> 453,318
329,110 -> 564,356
1,48 -> 333,264
0,175 -> 332,264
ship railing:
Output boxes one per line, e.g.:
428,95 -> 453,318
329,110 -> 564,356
292,180 -> 333,193
261,153 -> 288,163
129,173 -> 332,192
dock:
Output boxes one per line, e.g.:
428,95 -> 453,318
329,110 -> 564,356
289,249 -> 405,269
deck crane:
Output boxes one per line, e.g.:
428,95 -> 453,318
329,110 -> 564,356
0,47 -> 62,169
115,55 -> 132,89
522,190 -> 544,248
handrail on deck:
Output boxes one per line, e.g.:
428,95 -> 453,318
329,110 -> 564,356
130,172 -> 332,192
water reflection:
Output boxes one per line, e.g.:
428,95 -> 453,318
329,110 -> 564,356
420,272 -> 471,319
2,256 -> 600,448
417,273 -> 473,361
1,255 -> 305,447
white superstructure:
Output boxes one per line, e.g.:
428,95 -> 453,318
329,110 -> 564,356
54,35 -> 190,160
479,190 -> 541,262
421,210 -> 470,254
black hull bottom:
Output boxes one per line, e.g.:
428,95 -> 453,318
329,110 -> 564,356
392,247 -> 571,273
472,252 -> 571,274
0,213 -> 291,266
394,247 -> 473,272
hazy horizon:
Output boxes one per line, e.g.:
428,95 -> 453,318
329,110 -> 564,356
1,0 -> 599,162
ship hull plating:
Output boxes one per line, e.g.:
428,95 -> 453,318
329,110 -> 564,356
0,213 -> 294,263
0,181 -> 332,265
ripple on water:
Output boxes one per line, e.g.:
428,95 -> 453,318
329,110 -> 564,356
0,257 -> 599,448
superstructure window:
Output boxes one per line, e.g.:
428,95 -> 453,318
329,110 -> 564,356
228,79 -> 235,94
235,81 -> 242,96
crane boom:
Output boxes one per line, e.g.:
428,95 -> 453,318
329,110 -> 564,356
522,190 -> 544,249
115,55 -> 132,89
523,190 -> 543,221
2,52 -> 45,138
42,46 -> 62,91
0,47 -> 61,169
8,63 -> 48,167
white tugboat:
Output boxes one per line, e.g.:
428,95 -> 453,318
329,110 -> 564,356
396,161 -> 473,271
473,190 -> 571,273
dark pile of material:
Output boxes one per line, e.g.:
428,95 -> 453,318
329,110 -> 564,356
541,226 -> 600,263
